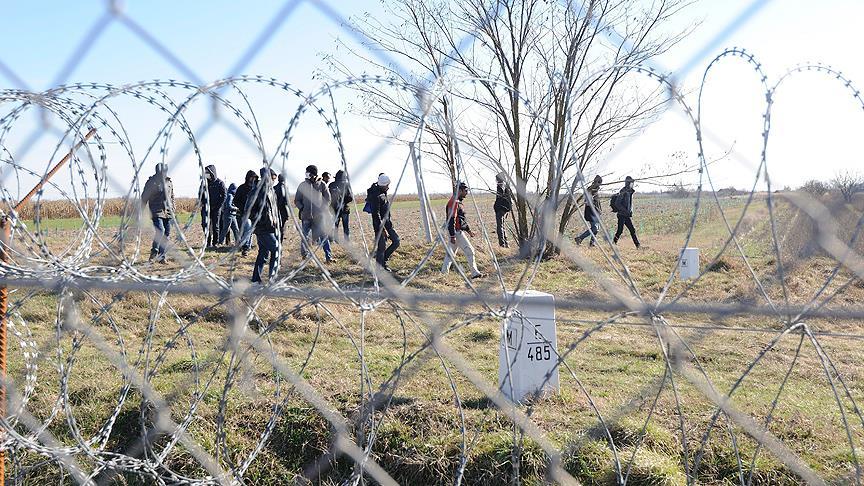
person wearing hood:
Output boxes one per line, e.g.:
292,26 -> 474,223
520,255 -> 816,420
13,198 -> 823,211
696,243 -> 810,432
329,169 -> 353,241
274,173 -> 290,241
247,167 -> 282,283
294,164 -> 333,262
575,175 -> 603,247
367,174 -> 400,271
141,163 -> 174,263
441,182 -> 484,278
219,183 -> 240,245
612,176 -> 640,248
234,169 -> 258,256
493,171 -> 513,248
200,165 -> 227,248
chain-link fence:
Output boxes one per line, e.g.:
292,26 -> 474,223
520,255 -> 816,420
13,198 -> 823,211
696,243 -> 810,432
1,0 -> 863,484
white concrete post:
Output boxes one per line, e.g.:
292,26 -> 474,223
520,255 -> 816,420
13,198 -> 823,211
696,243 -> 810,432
679,247 -> 700,280
499,290 -> 559,403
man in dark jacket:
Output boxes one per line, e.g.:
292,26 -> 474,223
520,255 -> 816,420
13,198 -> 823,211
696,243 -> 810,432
329,169 -> 353,241
247,167 -> 282,283
141,163 -> 174,263
367,174 -> 400,271
234,170 -> 258,256
294,164 -> 333,262
575,175 -> 603,247
442,182 -> 484,278
613,176 -> 640,248
493,171 -> 512,248
200,165 -> 226,248
274,174 -> 290,241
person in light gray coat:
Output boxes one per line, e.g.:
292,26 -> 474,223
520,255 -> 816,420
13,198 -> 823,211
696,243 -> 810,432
294,164 -> 333,262
141,163 -> 174,263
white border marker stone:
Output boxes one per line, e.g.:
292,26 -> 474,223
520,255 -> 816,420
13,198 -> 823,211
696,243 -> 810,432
499,290 -> 559,403
679,247 -> 700,280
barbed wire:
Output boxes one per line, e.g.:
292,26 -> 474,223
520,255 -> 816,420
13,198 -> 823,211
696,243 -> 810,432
0,1 -> 863,485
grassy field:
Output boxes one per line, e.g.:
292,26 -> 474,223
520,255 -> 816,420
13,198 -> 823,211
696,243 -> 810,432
5,191 -> 864,484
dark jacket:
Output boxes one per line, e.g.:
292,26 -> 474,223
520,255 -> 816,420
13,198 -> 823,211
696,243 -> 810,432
494,181 -> 512,213
246,180 -> 280,234
294,178 -> 330,222
445,196 -> 470,237
329,175 -> 353,214
583,180 -> 601,221
222,184 -> 238,218
274,180 -> 289,224
234,170 -> 258,219
615,186 -> 635,217
201,165 -> 227,223
141,167 -> 174,219
366,183 -> 391,223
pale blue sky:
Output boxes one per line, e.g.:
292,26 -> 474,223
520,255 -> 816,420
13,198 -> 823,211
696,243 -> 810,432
1,0 -> 862,198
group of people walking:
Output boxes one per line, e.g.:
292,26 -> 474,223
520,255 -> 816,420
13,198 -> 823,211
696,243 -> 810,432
141,162 -> 640,283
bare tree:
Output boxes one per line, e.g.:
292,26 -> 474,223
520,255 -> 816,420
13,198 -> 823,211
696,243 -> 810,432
799,179 -> 828,198
831,170 -> 863,203
332,0 -> 695,256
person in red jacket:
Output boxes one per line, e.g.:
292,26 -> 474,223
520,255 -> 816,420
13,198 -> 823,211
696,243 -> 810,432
441,182 -> 485,278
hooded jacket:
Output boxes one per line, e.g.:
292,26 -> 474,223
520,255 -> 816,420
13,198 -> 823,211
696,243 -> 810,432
329,171 -> 353,214
294,176 -> 330,222
615,186 -> 635,217
366,182 -> 391,222
222,183 -> 238,217
234,170 -> 258,219
201,165 -> 227,214
583,179 -> 602,221
246,178 -> 280,234
141,165 -> 174,218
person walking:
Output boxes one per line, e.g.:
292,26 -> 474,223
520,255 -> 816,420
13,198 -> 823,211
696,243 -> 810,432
493,171 -> 512,248
200,165 -> 226,248
321,172 -> 332,185
234,170 -> 258,256
367,174 -> 400,271
294,164 -> 334,263
329,169 -> 353,241
248,167 -> 282,283
613,176 -> 640,248
219,183 -> 240,245
441,182 -> 484,278
575,175 -> 603,247
141,163 -> 174,264
274,173 -> 290,241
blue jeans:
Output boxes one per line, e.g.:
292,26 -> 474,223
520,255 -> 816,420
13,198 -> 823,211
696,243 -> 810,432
576,218 -> 599,245
301,219 -> 332,260
251,231 -> 280,283
220,215 -> 239,245
240,219 -> 253,250
151,217 -> 171,257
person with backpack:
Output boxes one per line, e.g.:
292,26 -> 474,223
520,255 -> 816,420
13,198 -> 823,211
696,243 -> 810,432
234,170 -> 258,256
294,164 -> 334,263
219,183 -> 240,245
366,174 -> 400,272
141,163 -> 174,263
200,165 -> 227,249
612,176 -> 640,248
493,171 -> 512,248
441,182 -> 485,278
575,175 -> 603,247
247,167 -> 282,283
329,169 -> 353,241
274,173 -> 290,241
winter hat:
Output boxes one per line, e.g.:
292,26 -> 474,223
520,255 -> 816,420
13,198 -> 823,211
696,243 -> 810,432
377,174 -> 391,186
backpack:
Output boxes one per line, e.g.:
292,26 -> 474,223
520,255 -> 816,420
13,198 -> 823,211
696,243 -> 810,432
363,199 -> 373,214
610,193 -> 619,213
